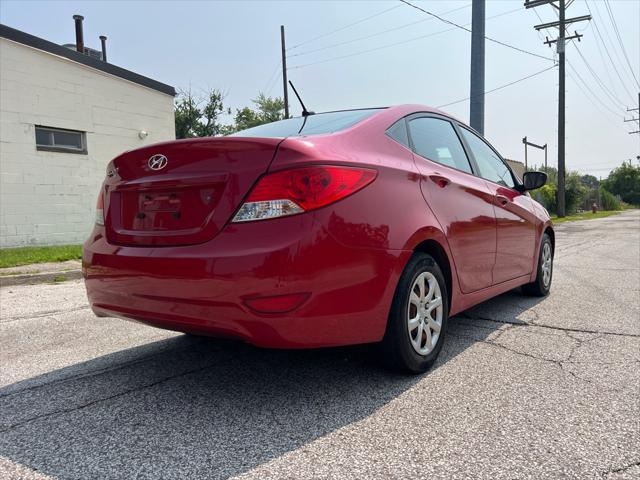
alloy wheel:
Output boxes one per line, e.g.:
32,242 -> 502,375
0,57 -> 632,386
541,242 -> 552,288
407,271 -> 443,355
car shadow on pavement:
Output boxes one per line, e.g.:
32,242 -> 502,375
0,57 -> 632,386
0,290 -> 545,479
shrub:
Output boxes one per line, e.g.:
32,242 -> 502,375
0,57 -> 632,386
599,187 -> 622,211
565,172 -> 588,214
532,183 -> 557,213
602,161 -> 640,206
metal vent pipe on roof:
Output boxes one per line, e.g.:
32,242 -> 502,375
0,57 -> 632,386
73,14 -> 84,53
99,35 -> 107,62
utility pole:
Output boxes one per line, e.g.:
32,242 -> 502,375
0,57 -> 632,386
625,92 -> 639,135
557,0 -> 566,217
523,137 -> 547,172
280,25 -> 289,119
470,0 -> 485,135
525,0 -> 590,217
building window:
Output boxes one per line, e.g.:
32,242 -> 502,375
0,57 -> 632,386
35,126 -> 87,154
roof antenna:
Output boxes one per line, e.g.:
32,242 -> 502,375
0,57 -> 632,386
288,81 -> 314,117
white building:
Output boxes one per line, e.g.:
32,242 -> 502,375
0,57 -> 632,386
0,23 -> 175,247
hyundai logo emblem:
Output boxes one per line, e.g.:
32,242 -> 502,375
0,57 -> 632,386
148,154 -> 168,171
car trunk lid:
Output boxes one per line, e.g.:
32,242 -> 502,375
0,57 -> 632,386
104,137 -> 282,246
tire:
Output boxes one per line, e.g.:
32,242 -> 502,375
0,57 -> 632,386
381,253 -> 449,374
522,233 -> 553,297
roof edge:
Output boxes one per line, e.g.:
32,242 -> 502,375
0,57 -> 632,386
0,24 -> 176,97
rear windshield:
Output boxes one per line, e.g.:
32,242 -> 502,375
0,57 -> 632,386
229,108 -> 384,138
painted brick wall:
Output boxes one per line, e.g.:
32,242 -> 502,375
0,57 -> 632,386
0,38 -> 175,247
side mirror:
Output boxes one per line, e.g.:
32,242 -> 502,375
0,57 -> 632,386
522,171 -> 547,191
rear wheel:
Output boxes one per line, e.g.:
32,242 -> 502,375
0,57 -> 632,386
522,233 -> 553,297
381,253 -> 449,374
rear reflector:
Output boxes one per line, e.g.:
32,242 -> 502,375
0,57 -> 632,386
232,165 -> 376,223
95,189 -> 105,226
243,292 -> 310,314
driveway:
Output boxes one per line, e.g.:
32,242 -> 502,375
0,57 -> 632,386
1,210 -> 638,479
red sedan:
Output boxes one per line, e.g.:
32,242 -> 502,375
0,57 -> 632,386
83,105 -> 553,373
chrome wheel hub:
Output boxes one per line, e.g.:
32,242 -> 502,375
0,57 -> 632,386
407,271 -> 443,356
541,242 -> 552,288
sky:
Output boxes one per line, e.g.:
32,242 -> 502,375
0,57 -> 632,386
1,0 -> 638,177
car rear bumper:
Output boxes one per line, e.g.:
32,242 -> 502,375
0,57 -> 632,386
83,213 -> 410,348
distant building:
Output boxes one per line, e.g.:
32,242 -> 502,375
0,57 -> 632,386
505,159 -> 525,181
0,20 -> 175,247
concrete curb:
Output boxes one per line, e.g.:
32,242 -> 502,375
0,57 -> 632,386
0,269 -> 83,287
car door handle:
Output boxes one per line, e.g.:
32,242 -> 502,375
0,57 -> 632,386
429,175 -> 450,188
496,195 -> 509,206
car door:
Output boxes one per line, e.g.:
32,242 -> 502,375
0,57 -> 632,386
458,126 -> 537,284
405,114 -> 497,293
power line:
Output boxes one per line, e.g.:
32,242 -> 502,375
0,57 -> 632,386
265,67 -> 282,96
289,4 -> 471,58
566,63 -> 623,120
262,62 -> 281,93
581,3 -> 617,99
586,0 -> 636,102
436,64 -> 558,108
572,44 -> 627,110
289,25 -> 458,69
400,0 -> 555,62
289,7 -> 529,70
603,0 -> 640,88
287,4 -> 402,50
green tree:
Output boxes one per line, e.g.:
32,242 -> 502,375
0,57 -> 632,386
602,161 -> 640,205
580,174 -> 599,189
174,88 -> 201,139
229,93 -> 285,133
174,88 -> 229,138
565,171 -> 588,214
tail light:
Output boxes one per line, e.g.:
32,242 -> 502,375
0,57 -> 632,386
95,189 -> 105,225
232,165 -> 377,223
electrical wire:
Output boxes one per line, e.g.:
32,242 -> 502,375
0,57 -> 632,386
566,59 -> 624,119
262,62 -> 281,94
586,0 -> 637,102
287,4 -> 403,51
289,7 -> 526,70
603,0 -> 640,88
435,64 -> 558,109
288,3 -> 471,58
399,0 -> 555,62
572,44 -> 628,110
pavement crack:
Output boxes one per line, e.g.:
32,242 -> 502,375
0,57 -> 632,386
0,339 -> 210,399
0,360 -> 223,434
457,312 -> 640,338
602,460 -> 640,478
1,305 -> 91,324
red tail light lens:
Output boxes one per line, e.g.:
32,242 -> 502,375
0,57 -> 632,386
232,165 -> 377,222
95,189 -> 105,225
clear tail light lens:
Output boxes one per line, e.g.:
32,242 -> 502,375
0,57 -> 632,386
95,189 -> 105,225
232,165 -> 377,223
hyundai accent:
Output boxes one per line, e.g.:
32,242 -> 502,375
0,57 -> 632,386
83,105 -> 554,373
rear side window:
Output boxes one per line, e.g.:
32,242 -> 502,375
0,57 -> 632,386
408,117 -> 472,174
230,108 -> 383,138
459,127 -> 515,188
386,119 -> 410,148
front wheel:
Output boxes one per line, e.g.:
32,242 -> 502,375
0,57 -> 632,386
381,253 -> 449,374
522,233 -> 553,297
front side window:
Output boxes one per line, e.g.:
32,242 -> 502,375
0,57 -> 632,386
35,126 -> 86,154
408,117 -> 472,174
459,127 -> 514,188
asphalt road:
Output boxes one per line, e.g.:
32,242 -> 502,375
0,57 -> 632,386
1,210 -> 639,480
